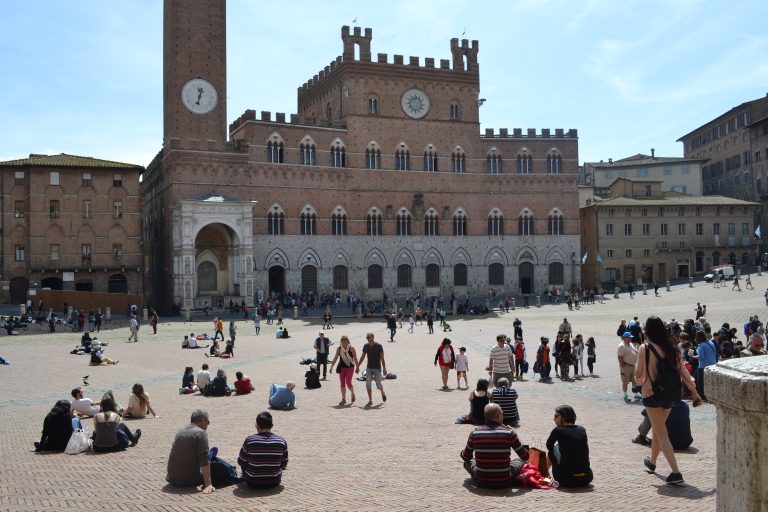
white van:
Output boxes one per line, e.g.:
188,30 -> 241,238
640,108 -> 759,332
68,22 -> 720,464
704,265 -> 735,282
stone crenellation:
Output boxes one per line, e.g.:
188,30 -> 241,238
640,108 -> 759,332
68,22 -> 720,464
481,128 -> 578,139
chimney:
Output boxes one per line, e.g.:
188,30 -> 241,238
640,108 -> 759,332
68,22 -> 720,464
608,158 -> 613,164
651,148 -> 655,159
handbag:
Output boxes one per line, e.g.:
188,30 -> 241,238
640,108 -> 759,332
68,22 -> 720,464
527,446 -> 550,477
65,428 -> 91,454
533,360 -> 542,374
521,360 -> 529,374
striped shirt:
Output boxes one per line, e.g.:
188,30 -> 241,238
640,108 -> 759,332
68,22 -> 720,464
237,432 -> 288,487
491,386 -> 520,424
461,423 -> 529,486
490,344 -> 514,373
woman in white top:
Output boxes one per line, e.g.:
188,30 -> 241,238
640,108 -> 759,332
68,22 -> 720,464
573,335 -> 585,377
123,383 -> 159,419
329,335 -> 359,405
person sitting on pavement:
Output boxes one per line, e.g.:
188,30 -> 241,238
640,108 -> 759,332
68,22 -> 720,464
268,382 -> 296,409
633,400 -> 693,450
206,340 -> 221,357
80,332 -> 93,352
34,399 -> 82,452
181,366 -> 198,394
166,409 -> 216,494
205,369 -> 229,397
491,377 -> 520,427
92,397 -> 141,452
70,387 -> 100,417
238,411 -> 289,489
234,371 -> 254,395
89,341 -> 117,366
456,378 -> 490,425
123,383 -> 160,419
305,363 -> 321,389
546,405 -> 593,487
741,333 -> 768,357
460,403 -> 529,488
196,364 -> 212,391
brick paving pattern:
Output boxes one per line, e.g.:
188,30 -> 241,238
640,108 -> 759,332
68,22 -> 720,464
2,278 -> 758,511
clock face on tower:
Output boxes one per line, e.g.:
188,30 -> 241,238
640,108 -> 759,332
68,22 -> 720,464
401,88 -> 430,119
181,78 -> 218,115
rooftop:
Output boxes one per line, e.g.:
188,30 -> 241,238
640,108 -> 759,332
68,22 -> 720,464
0,153 -> 143,169
587,154 -> 706,168
586,194 -> 758,208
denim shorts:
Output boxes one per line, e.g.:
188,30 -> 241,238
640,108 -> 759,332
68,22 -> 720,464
642,395 -> 672,409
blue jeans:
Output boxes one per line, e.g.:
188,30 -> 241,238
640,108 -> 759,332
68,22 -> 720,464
541,363 -> 551,380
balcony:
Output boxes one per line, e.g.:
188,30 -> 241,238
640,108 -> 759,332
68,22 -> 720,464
655,235 -> 754,251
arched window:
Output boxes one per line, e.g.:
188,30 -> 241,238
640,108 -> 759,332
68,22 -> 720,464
454,263 -> 468,286
424,148 -> 438,172
368,97 -> 378,114
424,208 -> 439,236
426,264 -> 440,287
397,264 -> 412,288
488,263 -> 504,286
487,149 -> 503,174
299,138 -> 316,165
396,209 -> 411,236
365,142 -> 381,169
548,209 -> 564,235
368,265 -> 383,288
333,265 -> 349,289
330,141 -> 346,167
267,204 -> 285,235
518,209 -> 534,235
517,152 -> 533,174
449,103 -> 460,120
395,145 -> 411,170
300,206 -> 317,235
549,262 -> 564,284
547,152 -> 562,174
452,147 -> 466,173
331,207 -> 348,236
367,208 -> 383,236
453,209 -> 468,236
267,137 -> 284,163
487,208 -> 504,236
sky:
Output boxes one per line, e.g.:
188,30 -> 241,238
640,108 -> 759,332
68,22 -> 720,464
2,0 -> 767,167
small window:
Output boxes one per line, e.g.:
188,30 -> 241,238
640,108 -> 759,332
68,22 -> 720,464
663,167 -> 672,176
625,208 -> 632,217
397,264 -> 412,288
50,244 -> 60,261
81,244 -> 92,261
682,165 -> 690,175
641,209 -> 648,217
657,207 -> 664,217
677,207 -> 685,216
696,223 -> 703,235
83,200 -> 92,219
606,249 -> 614,258
49,200 -> 60,219
15,245 -> 25,261
678,223 -> 686,235
449,103 -> 460,120
14,171 -> 24,185
14,201 -> 25,218
112,244 -> 122,260
642,223 -> 650,235
608,209 -> 615,217
660,223 -> 668,235
605,224 -> 614,236
713,223 -> 720,235
695,207 -> 702,216
643,249 -> 650,257
625,249 -> 632,258
368,97 -> 378,114
50,171 -> 60,186
82,172 -> 92,186
113,173 -> 123,187
624,224 -> 632,236
113,200 -> 123,219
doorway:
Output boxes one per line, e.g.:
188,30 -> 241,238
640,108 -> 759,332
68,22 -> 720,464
301,265 -> 318,295
519,262 -> 533,294
268,266 -> 285,295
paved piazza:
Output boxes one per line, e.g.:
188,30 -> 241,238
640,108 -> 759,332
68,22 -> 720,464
4,278 -> 763,511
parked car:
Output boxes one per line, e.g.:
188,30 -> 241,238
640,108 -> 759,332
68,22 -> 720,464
704,265 -> 735,282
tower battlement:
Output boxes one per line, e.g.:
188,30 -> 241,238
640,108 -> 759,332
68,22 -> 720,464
480,128 -> 578,139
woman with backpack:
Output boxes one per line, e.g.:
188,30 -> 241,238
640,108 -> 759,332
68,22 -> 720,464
635,316 -> 702,485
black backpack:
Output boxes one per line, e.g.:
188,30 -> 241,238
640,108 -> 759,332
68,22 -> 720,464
644,343 -> 682,402
210,456 -> 241,487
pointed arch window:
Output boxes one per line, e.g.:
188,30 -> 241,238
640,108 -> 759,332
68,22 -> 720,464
517,153 -> 533,174
365,144 -> 381,169
487,210 -> 505,236
299,142 -> 316,165
300,207 -> 317,235
395,146 -> 411,170
487,150 -> 503,174
452,149 -> 466,173
330,143 -> 346,167
397,264 -> 412,288
396,210 -> 412,236
518,211 -> 534,235
547,153 -> 562,174
331,210 -> 348,235
453,210 -> 468,236
267,140 -> 284,163
548,211 -> 564,235
368,97 -> 378,115
424,148 -> 438,172
367,209 -> 383,236
426,264 -> 440,287
267,205 -> 285,235
424,209 -> 439,236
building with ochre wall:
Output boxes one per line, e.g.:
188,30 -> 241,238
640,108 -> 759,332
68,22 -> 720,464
141,0 -> 581,312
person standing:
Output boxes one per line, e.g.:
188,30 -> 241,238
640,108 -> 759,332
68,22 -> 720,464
546,405 -> 593,487
618,332 -> 640,403
513,318 -> 523,340
488,334 -> 515,387
128,314 -> 139,343
693,331 -> 717,401
253,311 -> 261,335
573,335 -> 585,377
150,310 -> 159,334
356,332 -> 387,406
166,410 -> 216,494
386,314 -> 397,342
434,338 -> 456,390
213,317 -> 224,342
635,316 -> 702,485
229,320 -> 237,345
513,337 -> 527,381
329,335 -> 358,405
455,347 -> 469,388
314,331 -> 331,380
427,312 -> 434,334
94,309 -> 102,333
460,403 -> 529,488
536,337 -> 552,382
585,337 -> 597,376
238,412 -> 288,489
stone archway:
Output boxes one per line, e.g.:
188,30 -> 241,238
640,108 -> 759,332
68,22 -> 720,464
194,223 -> 237,297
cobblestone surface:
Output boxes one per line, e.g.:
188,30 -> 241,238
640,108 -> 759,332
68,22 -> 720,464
2,278 -> 760,511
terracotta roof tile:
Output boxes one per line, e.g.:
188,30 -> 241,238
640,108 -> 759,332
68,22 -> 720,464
0,153 -> 142,169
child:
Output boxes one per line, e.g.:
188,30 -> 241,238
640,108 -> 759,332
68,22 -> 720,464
234,371 -> 254,395
253,312 -> 260,335
408,315 -> 415,333
455,347 -> 469,388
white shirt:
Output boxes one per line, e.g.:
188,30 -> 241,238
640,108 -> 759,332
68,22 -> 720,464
617,342 -> 638,365
455,353 -> 469,372
490,344 -> 514,373
71,398 -> 100,416
188,337 -> 198,348
196,370 -> 211,389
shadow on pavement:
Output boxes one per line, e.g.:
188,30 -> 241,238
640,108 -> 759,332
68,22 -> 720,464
655,483 -> 716,500
161,484 -> 200,495
462,479 -> 533,496
233,483 -> 284,497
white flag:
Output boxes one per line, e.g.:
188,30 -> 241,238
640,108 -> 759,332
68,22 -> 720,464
581,251 -> 588,264
756,225 -> 762,239
597,254 -> 604,265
